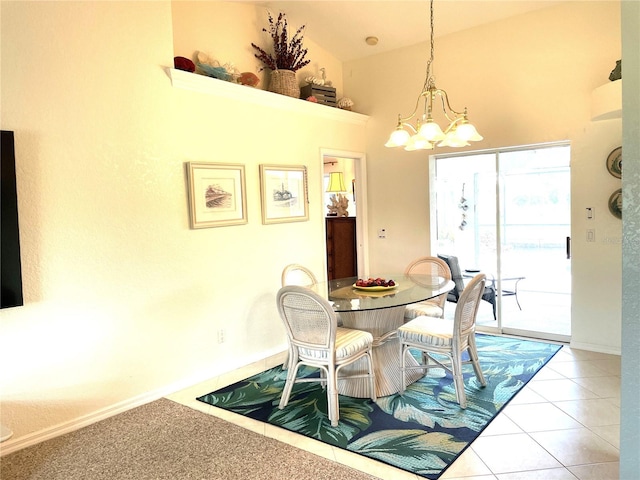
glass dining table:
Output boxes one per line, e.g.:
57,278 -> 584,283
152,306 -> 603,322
311,273 -> 454,397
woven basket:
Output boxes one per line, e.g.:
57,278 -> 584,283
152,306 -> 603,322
269,70 -> 300,98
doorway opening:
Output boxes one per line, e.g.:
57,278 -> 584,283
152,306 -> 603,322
431,143 -> 571,342
321,149 -> 369,280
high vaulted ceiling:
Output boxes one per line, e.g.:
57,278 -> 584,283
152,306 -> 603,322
248,1 -> 564,62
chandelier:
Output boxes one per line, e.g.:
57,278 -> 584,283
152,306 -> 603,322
385,0 -> 482,151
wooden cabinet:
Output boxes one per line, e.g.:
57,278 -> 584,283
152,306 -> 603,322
326,217 -> 357,280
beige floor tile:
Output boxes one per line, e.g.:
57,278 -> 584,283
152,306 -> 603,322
503,403 -> 583,432
164,386 -> 210,407
567,462 -> 619,480
470,433 -> 562,474
441,447 -> 492,478
166,377 -> 223,400
553,398 -> 620,427
443,476 -> 497,480
332,448 -> 419,480
530,428 -> 619,466
508,386 -> 548,405
495,467 -> 578,479
588,358 -> 621,375
165,395 -> 212,415
265,425 -> 336,461
552,347 -> 576,360
481,414 -> 523,436
560,349 -> 617,362
527,379 -> 600,402
570,375 -> 621,399
208,406 -> 266,435
545,360 -> 611,379
604,395 -> 620,407
529,367 -> 567,381
590,424 -> 620,449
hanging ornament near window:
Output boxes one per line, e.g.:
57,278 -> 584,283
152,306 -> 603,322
459,183 -> 469,230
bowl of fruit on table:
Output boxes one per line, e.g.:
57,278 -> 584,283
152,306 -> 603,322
353,277 -> 397,291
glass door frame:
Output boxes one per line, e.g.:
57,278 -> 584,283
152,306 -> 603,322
429,141 -> 571,343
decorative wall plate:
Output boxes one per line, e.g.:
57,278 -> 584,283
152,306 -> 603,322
606,146 -> 622,178
608,188 -> 622,219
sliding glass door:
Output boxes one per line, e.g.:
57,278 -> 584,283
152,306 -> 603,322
431,143 -> 571,342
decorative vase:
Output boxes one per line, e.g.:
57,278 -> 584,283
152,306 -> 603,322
269,70 -> 300,98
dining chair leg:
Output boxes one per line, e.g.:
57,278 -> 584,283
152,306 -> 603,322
451,352 -> 467,409
327,369 -> 339,427
399,344 -> 408,395
468,335 -> 486,386
282,344 -> 295,371
367,351 -> 377,402
278,364 -> 299,410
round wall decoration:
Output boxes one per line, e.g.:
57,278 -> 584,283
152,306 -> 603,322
606,146 -> 622,178
608,188 -> 622,219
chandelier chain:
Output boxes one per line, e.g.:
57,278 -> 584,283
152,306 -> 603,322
424,0 -> 435,91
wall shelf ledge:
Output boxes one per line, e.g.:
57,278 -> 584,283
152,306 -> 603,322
166,68 -> 369,126
591,80 -> 622,121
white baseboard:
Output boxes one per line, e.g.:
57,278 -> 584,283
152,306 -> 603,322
0,346 -> 286,456
569,340 -> 621,356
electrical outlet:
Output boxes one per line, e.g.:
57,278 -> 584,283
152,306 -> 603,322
217,329 -> 225,344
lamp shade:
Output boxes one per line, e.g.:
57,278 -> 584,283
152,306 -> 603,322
326,172 -> 347,192
404,134 -> 434,151
384,127 -> 410,147
418,119 -> 445,142
437,130 -> 470,148
455,121 -> 483,142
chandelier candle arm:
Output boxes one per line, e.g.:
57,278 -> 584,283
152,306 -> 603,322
384,0 -> 483,151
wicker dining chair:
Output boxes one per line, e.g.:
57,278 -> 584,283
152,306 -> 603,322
280,264 -> 321,370
403,256 -> 452,321
281,263 -> 319,288
276,285 -> 377,427
397,274 -> 487,408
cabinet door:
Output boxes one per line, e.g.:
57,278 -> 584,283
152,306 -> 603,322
326,217 -> 357,280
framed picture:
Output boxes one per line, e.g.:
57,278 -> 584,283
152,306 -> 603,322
187,162 -> 247,228
259,164 -> 309,224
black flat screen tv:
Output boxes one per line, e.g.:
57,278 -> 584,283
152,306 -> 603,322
1,130 -> 24,309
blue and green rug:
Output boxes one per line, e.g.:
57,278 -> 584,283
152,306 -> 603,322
197,334 -> 562,479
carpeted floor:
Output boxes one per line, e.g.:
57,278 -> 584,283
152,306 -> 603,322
0,398 -> 379,480
197,334 -> 562,479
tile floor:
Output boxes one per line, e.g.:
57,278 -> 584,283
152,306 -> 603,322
166,341 -> 620,480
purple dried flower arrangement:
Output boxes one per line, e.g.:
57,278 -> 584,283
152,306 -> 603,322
251,12 -> 311,72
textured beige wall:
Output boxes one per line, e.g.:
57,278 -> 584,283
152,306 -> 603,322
0,0 -> 364,447
344,1 -> 623,354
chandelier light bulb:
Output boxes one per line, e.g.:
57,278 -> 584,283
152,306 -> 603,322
438,130 -> 470,148
405,134 -> 434,151
455,121 -> 483,142
418,119 -> 445,142
385,127 -> 411,147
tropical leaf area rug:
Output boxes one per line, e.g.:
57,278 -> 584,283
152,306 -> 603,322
197,334 -> 562,479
